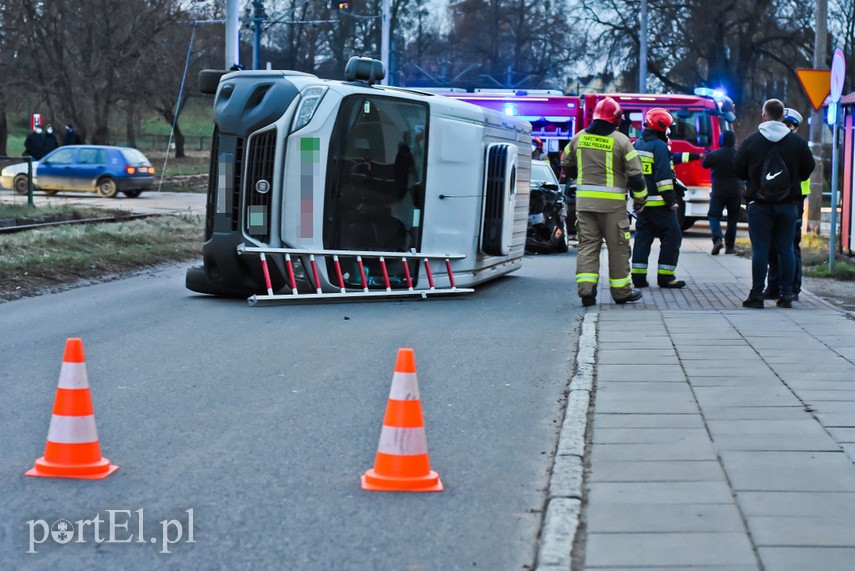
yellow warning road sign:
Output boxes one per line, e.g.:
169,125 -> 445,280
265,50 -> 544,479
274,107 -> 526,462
796,69 -> 831,111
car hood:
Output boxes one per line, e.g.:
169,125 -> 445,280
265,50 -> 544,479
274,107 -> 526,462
1,161 -> 39,176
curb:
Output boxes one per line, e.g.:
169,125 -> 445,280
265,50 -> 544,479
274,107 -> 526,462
535,312 -> 597,570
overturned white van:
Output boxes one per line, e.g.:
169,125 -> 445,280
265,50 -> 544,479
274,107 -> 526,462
185,57 -> 531,303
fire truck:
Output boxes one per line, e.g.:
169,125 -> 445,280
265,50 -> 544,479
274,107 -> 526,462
584,91 -> 736,230
441,88 -> 736,230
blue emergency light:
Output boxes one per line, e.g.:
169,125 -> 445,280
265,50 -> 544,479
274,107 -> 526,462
694,87 -> 727,100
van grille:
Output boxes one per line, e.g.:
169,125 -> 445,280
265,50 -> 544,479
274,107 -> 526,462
245,129 -> 276,240
232,137 -> 244,231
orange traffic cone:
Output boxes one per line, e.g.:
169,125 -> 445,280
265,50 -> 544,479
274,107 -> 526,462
362,348 -> 443,492
26,338 -> 118,480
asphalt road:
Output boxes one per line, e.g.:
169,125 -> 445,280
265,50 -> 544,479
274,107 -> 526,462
0,252 -> 583,569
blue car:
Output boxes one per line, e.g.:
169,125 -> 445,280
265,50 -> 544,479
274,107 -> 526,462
3,145 -> 155,198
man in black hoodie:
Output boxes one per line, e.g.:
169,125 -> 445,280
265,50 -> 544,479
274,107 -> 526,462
702,130 -> 742,254
734,99 -> 814,308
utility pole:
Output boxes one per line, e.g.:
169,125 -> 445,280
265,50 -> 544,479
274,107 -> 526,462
807,0 -> 827,234
225,0 -> 240,69
638,0 -> 648,93
381,0 -> 390,85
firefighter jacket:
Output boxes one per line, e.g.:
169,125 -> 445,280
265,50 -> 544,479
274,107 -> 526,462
561,121 -> 645,213
634,129 -> 677,208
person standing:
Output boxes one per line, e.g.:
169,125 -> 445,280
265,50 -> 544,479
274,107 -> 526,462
702,130 -> 742,255
561,96 -> 647,306
764,108 -> 810,300
734,99 -> 814,308
63,124 -> 83,146
43,125 -> 60,155
630,108 -> 687,289
24,125 -> 47,160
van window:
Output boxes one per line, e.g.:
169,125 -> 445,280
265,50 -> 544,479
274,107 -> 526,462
324,95 -> 428,287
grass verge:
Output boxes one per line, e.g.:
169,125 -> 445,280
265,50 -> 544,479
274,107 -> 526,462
0,208 -> 203,302
734,234 -> 855,281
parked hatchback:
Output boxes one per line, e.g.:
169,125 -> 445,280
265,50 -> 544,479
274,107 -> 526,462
1,145 -> 155,198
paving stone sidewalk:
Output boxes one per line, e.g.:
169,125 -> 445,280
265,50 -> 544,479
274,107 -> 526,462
581,235 -> 855,570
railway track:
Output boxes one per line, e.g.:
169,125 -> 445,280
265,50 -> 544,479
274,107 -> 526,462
0,213 -> 164,234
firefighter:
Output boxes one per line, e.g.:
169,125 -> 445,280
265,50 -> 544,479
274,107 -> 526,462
631,108 -> 687,289
561,97 -> 647,307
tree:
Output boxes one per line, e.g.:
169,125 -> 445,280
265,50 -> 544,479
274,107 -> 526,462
16,0 -> 180,144
572,0 -> 816,129
402,0 -> 577,90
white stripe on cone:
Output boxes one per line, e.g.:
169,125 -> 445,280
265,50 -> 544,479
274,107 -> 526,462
47,415 -> 99,444
377,425 -> 428,456
57,362 -> 90,389
388,372 -> 420,401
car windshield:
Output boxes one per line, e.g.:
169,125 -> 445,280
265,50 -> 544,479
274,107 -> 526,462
44,148 -> 76,164
120,148 -> 150,165
530,162 -> 558,186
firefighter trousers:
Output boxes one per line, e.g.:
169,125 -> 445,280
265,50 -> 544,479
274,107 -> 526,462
575,210 -> 633,301
631,205 -> 682,285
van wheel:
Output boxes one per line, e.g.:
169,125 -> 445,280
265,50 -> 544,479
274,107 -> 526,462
13,174 -> 30,195
96,177 -> 118,198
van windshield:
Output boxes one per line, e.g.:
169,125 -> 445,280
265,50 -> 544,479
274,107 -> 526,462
324,95 -> 428,288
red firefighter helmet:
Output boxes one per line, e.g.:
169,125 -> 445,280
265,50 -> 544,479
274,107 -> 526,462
644,108 -> 674,132
592,97 -> 622,125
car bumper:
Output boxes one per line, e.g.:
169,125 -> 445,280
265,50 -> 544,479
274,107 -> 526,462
117,176 -> 156,191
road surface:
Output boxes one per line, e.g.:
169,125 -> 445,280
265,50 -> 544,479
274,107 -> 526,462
0,251 -> 583,569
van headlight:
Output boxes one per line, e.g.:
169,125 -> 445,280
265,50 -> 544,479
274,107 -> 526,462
291,87 -> 327,132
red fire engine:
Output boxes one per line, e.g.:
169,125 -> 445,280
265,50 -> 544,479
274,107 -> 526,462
440,88 -> 736,230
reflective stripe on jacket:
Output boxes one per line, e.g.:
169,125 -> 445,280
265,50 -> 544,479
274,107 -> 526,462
562,131 -> 643,213
634,134 -> 676,208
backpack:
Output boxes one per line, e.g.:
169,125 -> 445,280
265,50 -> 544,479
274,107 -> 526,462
756,141 -> 791,202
